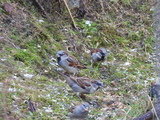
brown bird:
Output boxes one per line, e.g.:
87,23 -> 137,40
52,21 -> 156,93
90,48 -> 107,63
67,102 -> 90,119
63,75 -> 103,98
56,50 -> 87,74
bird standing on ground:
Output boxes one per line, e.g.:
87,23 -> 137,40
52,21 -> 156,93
90,48 -> 107,63
63,75 -> 103,98
56,50 -> 87,74
67,102 -> 90,119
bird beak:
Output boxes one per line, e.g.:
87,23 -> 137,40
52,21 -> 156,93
100,84 -> 104,87
83,107 -> 89,112
56,54 -> 60,58
99,85 -> 104,88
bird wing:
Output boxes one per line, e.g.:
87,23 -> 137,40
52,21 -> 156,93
70,77 -> 92,89
90,48 -> 102,55
68,106 -> 75,113
67,55 -> 86,69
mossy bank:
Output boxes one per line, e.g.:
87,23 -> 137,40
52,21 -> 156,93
0,0 -> 156,119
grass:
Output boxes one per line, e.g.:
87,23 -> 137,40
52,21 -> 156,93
0,0 -> 156,119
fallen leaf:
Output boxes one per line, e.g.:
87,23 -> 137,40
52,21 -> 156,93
4,3 -> 13,14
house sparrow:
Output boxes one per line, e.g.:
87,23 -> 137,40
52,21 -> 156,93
56,50 -> 87,74
90,48 -> 107,63
63,75 -> 103,96
67,102 -> 90,119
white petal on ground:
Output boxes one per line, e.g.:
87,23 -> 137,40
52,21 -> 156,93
23,74 -> 34,78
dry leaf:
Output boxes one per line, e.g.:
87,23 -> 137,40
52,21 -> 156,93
4,3 -> 13,14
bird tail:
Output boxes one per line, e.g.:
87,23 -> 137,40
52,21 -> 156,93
75,65 -> 88,69
53,69 -> 71,81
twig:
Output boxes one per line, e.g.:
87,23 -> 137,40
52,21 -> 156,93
1,37 -> 18,49
123,107 -> 131,120
133,104 -> 160,120
34,0 -> 51,21
1,79 -> 10,120
28,98 -> 36,112
99,0 -> 105,13
133,94 -> 160,120
63,0 -> 77,29
147,95 -> 159,120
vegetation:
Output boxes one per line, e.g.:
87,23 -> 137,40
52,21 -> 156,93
0,0 -> 156,119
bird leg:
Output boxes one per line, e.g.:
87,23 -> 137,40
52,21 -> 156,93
75,93 -> 84,101
80,93 -> 87,100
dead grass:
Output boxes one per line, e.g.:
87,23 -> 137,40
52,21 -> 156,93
0,0 -> 157,119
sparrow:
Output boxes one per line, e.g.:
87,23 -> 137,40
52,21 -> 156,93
63,75 -> 103,96
67,102 -> 90,119
56,50 -> 87,74
90,48 -> 107,63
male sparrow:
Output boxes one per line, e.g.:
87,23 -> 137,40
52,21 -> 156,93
67,102 -> 90,119
63,75 -> 103,96
56,50 -> 87,74
90,48 -> 107,63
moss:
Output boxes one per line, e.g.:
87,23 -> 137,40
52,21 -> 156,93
0,0 -> 155,119
13,49 -> 42,65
